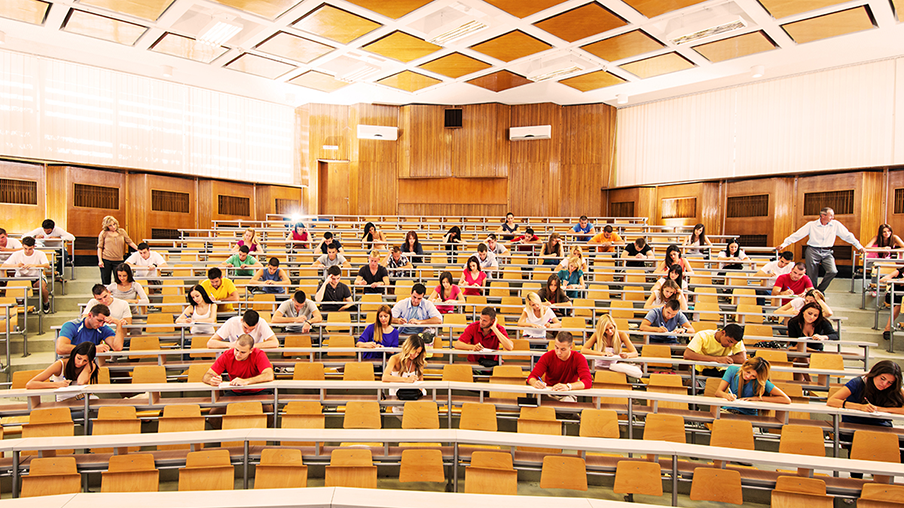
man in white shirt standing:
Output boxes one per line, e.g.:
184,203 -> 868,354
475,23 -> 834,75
2,237 -> 51,312
24,219 -> 74,277
125,242 -> 168,292
779,207 -> 865,292
83,283 -> 132,329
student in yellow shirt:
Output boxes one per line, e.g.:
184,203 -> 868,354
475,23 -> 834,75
588,225 -> 623,252
200,267 -> 239,312
683,324 -> 746,377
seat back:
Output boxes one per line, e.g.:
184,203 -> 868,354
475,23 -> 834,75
343,361 -> 375,381
539,455 -> 588,491
460,402 -> 497,432
579,409 -> 620,438
689,467 -> 743,505
283,335 -> 312,357
179,449 -> 234,491
399,448 -> 445,483
21,457 -> 81,498
11,369 -> 42,389
642,413 -> 686,443
190,335 -> 216,359
132,365 -> 166,384
465,451 -> 517,495
325,449 -> 377,489
517,406 -> 560,453
280,401 -> 324,448
187,363 -> 214,383
401,401 -> 439,430
158,404 -> 205,451
92,405 -> 140,454
442,363 -> 473,382
343,401 -> 381,429
101,454 -> 159,493
709,419 -> 754,450
326,334 -> 355,357
613,460 -> 663,496
779,424 -> 825,457
128,335 -> 160,360
641,344 -> 673,370
293,362 -> 326,380
254,449 -> 308,489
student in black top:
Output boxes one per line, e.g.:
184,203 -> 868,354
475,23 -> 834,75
401,231 -> 424,264
443,226 -> 463,264
316,232 -> 343,254
537,274 -> 572,317
315,265 -> 353,312
787,301 -> 837,353
623,237 -> 653,268
496,212 -> 519,241
355,251 -> 390,294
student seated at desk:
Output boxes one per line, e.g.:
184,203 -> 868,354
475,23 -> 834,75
828,360 -> 904,477
56,304 -> 126,366
639,300 -> 694,344
774,288 -> 833,318
108,263 -> 149,316
517,292 -> 560,339
354,250 -> 389,294
201,267 -> 239,312
249,257 -> 290,294
83,283 -> 132,329
27,342 -> 99,395
538,274 -> 572,317
220,246 -> 262,277
358,305 -> 399,363
653,244 -> 694,276
315,266 -> 354,313
203,334 -> 274,427
454,307 -> 513,368
208,310 -> 278,349
2,236 -> 51,312
272,290 -> 321,334
787,301 -> 837,353
643,279 -> 688,311
683,324 -> 746,377
527,331 -> 592,403
176,284 -> 217,335
429,271 -> 462,314
582,314 -> 641,378
715,357 -> 791,415
382,334 -> 426,402
556,256 -> 584,300
459,256 -> 486,297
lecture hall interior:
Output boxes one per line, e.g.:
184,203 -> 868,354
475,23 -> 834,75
1,0 -> 904,505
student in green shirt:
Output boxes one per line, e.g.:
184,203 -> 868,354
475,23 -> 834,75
220,245 -> 261,276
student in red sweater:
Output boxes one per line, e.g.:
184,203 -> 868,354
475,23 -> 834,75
526,331 -> 592,403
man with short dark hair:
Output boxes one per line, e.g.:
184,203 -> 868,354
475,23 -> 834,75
315,232 -> 343,255
779,207 -> 865,292
623,237 -> 653,267
208,310 -> 278,349
486,233 -> 510,259
273,290 -> 322,333
454,307 -> 513,366
250,257 -> 290,294
572,215 -> 596,243
315,265 -> 353,312
589,225 -> 624,252
639,299 -> 694,344
125,242 -> 168,291
684,324 -> 747,376
772,262 -> 813,306
220,245 -> 261,277
25,219 -> 74,276
203,334 -> 275,426
527,331 -> 592,402
2,236 -> 51,311
57,304 -> 126,364
392,283 -> 442,335
0,228 -> 23,264
312,243 -> 350,279
755,251 -> 795,306
83,283 -> 131,327
474,243 -> 498,270
383,246 -> 412,278
201,267 -> 239,312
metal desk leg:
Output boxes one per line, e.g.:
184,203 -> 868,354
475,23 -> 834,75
627,404 -> 634,439
243,440 -> 250,489
12,450 -> 19,498
671,455 -> 678,506
452,443 -> 459,492
84,395 -> 90,435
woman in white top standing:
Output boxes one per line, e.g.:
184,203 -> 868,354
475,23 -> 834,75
517,292 -> 561,338
582,314 -> 642,378
176,284 -> 218,335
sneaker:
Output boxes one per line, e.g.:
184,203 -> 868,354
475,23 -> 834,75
42,302 -> 51,313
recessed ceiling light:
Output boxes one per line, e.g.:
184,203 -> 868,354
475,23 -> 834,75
751,65 -> 764,78
617,94 -> 628,105
162,65 -> 173,78
198,15 -> 242,47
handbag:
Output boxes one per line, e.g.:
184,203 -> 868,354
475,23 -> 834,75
396,389 -> 423,400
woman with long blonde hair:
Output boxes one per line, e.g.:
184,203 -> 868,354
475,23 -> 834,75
98,216 -> 138,285
517,292 -> 561,338
715,356 -> 791,415
582,314 -> 641,378
382,334 -> 427,400
557,245 -> 588,271
232,228 -> 262,254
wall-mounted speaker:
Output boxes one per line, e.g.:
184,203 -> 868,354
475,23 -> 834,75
444,109 -> 462,129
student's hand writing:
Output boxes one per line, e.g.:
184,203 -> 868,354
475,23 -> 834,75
55,380 -> 72,388
619,353 -> 631,359
206,374 -> 222,386
533,380 -> 547,389
403,377 -> 417,384
714,356 -> 733,364
472,343 -> 485,352
397,318 -> 408,325
722,393 -> 736,402
229,377 -> 248,387
551,383 -> 569,391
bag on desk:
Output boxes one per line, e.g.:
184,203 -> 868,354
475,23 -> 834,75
396,389 -> 423,400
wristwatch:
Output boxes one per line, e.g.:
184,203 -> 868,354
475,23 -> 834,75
566,383 -> 572,390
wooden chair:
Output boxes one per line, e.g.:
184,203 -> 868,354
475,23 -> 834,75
343,361 -> 375,381
579,409 -> 620,439
520,282 -> 541,298
465,451 -> 517,495
132,364 -> 166,384
754,349 -> 792,381
851,429 -> 901,484
326,334 -> 355,357
744,323 -> 775,345
645,373 -> 688,410
146,313 -> 175,334
251,293 -> 276,311
442,363 -> 473,382
402,400 -> 440,430
736,304 -> 763,324
779,424 -> 826,476
128,335 -> 161,360
283,335 -> 313,359
460,402 -> 497,432
326,311 -> 351,334
465,295 -> 487,313
610,300 -> 635,320
442,313 -> 467,335
92,406 -> 141,454
517,406 -> 561,454
709,419 -> 754,468
695,302 -> 721,322
771,475 -> 833,508
325,448 -> 377,488
158,404 -> 205,450
643,413 -> 686,444
488,365 -> 528,400
693,287 -> 718,304
858,483 -> 904,508
625,270 -> 646,284
179,449 -> 234,491
21,457 -> 81,497
810,352 -> 844,386
587,284 -> 610,302
11,368 -> 42,389
22,407 -> 74,456
294,362 -> 326,380
498,296 -> 523,322
623,286 -> 646,303
488,281 -> 510,298
254,448 -> 308,489
101,454 -> 159,492
613,460 -> 663,500
399,448 -> 445,483
222,401 -> 268,447
641,344 -> 673,371
190,335 -> 216,359
592,371 -> 631,407
280,401 -> 324,448
689,467 -> 743,504
539,455 -> 588,491
731,288 -> 757,307
186,363 -> 214,383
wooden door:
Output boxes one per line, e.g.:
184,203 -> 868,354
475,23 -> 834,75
319,161 -> 349,215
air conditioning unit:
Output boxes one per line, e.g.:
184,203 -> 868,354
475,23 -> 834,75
509,125 -> 551,141
357,125 -> 398,141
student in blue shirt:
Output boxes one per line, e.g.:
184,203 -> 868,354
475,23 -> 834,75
357,305 -> 400,362
639,300 -> 694,344
715,357 -> 791,415
572,215 -> 595,242
55,304 -> 126,365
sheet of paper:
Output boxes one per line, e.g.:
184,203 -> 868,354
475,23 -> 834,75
55,385 -> 81,392
219,381 -> 233,388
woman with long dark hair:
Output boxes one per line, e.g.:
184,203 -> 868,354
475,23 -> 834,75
459,256 -> 486,297
27,342 -> 99,399
429,271 -> 462,314
443,226 -> 463,264
537,274 -> 572,317
176,284 -> 217,335
654,244 -> 694,276
401,231 -> 424,264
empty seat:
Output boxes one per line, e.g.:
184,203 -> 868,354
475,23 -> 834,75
689,467 -> 742,504
254,448 -> 308,489
540,455 -> 588,491
399,448 -> 445,483
325,448 -> 377,488
101,454 -> 159,493
21,457 -> 81,497
465,451 -> 517,495
178,449 -> 234,491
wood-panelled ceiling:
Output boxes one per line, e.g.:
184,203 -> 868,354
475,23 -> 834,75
1,0 -> 899,105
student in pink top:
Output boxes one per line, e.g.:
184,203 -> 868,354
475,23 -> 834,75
459,255 -> 487,297
429,271 -> 463,314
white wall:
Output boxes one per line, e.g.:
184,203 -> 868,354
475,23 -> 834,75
615,57 -> 903,187
0,49 -> 296,185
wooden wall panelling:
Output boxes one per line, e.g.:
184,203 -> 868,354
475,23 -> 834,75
793,171 -> 864,265
296,106 -> 314,214
771,177 -> 796,250
205,180 -> 256,222
398,177 -> 507,218
256,184 -> 303,222
0,160 -> 46,235
560,103 -> 616,217
510,103 -> 561,217
126,173 -> 148,244
45,164 -> 67,232
886,169 -> 904,242
399,105 -> 452,178
654,182 -> 703,228
860,171 -> 886,249
398,203 -> 507,217
700,181 -> 723,238
350,103 -> 399,216
308,103 -> 350,162
64,166 -> 127,254
724,177 -> 791,247
197,179 -> 213,230
453,103 -> 511,178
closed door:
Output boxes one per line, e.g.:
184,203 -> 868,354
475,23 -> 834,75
319,161 -> 349,215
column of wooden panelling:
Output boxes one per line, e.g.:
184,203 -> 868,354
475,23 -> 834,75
397,178 -> 507,217
307,104 -> 350,216
255,185 -> 304,220
350,103 -> 399,216
654,182 -> 704,230
126,173 -> 149,244
509,103 -> 561,217
46,164 -> 67,231
204,180 -> 256,223
701,181 -> 722,237
399,105 -> 452,178
793,172 -> 865,266
63,166 -> 127,255
197,179 -> 214,229
606,187 -> 655,224
0,161 -> 46,234
560,103 -> 616,217
885,169 -> 904,239
860,171 -> 886,247
453,104 -> 511,178
724,178 -> 791,247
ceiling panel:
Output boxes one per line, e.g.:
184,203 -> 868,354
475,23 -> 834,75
481,0 -> 569,18
581,30 -> 663,62
377,70 -> 442,92
289,70 -> 350,92
466,70 -> 532,92
758,0 -> 851,19
150,32 -> 228,64
209,0 -> 300,20
621,0 -> 708,19
895,0 -> 903,22
361,31 -> 441,63
558,70 -> 625,92
256,32 -> 334,64
418,52 -> 492,79
76,0 -> 173,21
0,0 -> 50,25
62,9 -> 147,46
693,31 -> 776,63
782,6 -> 875,44
224,52 -> 296,79
292,4 -> 381,44
470,30 -> 553,62
533,3 -> 627,43
342,0 -> 434,19
620,52 -> 694,78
